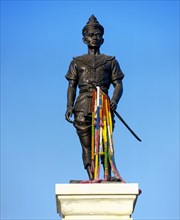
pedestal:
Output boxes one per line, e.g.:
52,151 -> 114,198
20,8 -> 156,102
55,183 -> 140,220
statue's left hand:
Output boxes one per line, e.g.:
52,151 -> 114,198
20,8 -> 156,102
110,100 -> 117,111
65,108 -> 73,123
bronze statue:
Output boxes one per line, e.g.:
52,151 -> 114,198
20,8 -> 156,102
65,15 -> 125,182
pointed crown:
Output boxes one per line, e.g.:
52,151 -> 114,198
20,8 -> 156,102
82,15 -> 104,36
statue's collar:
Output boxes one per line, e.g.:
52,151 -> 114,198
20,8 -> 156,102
73,54 -> 114,69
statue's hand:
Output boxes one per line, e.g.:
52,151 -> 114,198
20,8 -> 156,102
110,100 -> 117,111
65,107 -> 73,123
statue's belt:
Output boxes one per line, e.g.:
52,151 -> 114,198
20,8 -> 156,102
79,86 -> 108,95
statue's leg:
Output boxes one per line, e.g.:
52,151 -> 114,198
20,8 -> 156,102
101,155 -> 111,180
101,112 -> 115,181
73,112 -> 93,180
78,131 -> 93,180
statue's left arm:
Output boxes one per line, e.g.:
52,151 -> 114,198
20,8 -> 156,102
111,79 -> 123,111
110,58 -> 124,111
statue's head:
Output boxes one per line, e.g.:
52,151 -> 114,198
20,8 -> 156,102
82,15 -> 104,48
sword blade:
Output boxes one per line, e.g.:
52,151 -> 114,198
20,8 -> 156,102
114,110 -> 142,142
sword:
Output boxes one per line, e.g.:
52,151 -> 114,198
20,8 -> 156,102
114,110 -> 142,142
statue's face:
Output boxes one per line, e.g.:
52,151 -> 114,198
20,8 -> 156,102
83,28 -> 104,48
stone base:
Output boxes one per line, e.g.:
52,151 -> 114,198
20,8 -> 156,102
55,183 -> 140,220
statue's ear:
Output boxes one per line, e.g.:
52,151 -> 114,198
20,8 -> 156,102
82,37 -> 87,44
101,38 -> 104,45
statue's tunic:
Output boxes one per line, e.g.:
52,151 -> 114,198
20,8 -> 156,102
66,54 -> 124,116
66,54 -> 124,168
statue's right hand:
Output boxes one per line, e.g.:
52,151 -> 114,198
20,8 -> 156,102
65,108 -> 73,123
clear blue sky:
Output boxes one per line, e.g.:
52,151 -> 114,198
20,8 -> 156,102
1,1 -> 179,220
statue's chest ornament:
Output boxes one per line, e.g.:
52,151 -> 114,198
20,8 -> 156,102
74,54 -> 114,69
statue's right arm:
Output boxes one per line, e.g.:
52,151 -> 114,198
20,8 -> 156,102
65,79 -> 77,123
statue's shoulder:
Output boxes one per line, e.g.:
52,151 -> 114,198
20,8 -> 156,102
73,54 -> 87,61
102,54 -> 115,61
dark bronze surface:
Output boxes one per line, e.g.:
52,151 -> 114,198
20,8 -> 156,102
65,15 -> 124,181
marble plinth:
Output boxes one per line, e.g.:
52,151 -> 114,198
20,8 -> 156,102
55,183 -> 140,220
